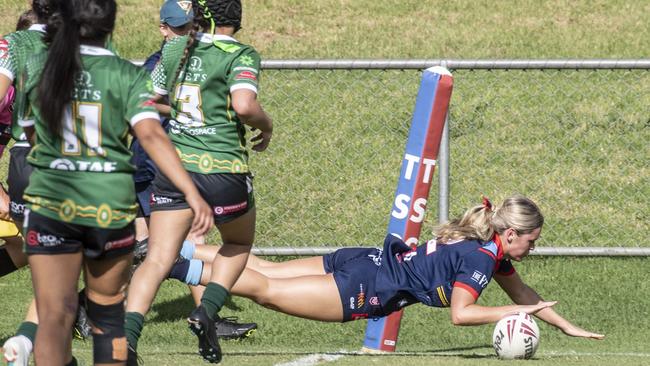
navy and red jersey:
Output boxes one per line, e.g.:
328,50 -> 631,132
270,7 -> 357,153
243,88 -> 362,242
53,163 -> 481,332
375,233 -> 515,314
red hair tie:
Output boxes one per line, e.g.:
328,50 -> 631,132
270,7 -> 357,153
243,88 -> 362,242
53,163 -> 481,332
481,195 -> 492,211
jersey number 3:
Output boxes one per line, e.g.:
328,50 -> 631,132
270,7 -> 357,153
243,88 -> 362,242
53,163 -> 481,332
175,83 -> 205,127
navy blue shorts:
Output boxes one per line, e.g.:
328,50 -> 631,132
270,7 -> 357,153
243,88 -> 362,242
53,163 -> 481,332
323,247 -> 385,322
135,181 -> 153,218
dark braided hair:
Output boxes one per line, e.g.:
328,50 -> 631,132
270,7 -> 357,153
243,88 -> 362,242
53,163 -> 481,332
171,0 -> 242,88
212,0 -> 241,31
38,0 -> 116,134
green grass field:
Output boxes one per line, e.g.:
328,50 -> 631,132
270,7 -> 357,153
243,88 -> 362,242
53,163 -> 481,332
1,257 -> 648,365
0,1 -> 648,365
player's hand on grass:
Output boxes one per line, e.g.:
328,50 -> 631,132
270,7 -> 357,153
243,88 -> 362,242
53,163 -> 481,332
250,127 -> 272,152
186,192 -> 213,236
561,324 -> 605,340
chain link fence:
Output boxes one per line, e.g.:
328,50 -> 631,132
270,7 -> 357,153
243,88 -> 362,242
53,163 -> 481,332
220,60 -> 649,254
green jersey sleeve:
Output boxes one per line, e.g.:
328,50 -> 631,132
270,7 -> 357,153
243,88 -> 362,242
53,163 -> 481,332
16,51 -> 46,128
227,48 -> 261,94
126,68 -> 160,126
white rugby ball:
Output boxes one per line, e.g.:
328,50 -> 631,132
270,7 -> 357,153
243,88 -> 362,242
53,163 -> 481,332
492,312 -> 540,359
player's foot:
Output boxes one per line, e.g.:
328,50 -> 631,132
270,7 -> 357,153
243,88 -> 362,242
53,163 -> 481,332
2,336 -> 31,366
188,305 -> 222,363
73,292 -> 92,340
215,316 -> 257,340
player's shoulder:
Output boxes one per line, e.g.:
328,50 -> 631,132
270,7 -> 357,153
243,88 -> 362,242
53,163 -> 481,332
87,48 -> 143,75
442,238 -> 495,261
2,29 -> 44,46
23,51 -> 48,88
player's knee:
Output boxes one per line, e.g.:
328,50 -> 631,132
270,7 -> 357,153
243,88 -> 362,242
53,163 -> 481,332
86,298 -> 128,363
40,293 -> 78,326
251,281 -> 276,307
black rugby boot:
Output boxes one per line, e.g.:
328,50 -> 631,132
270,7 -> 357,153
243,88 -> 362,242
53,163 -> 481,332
188,305 -> 222,363
215,316 -> 257,340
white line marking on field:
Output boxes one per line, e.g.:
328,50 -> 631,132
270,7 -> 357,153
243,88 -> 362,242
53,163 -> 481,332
274,353 -> 344,366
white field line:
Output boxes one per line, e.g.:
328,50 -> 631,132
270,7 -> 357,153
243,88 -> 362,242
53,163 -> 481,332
274,354 -> 344,366
269,349 -> 650,360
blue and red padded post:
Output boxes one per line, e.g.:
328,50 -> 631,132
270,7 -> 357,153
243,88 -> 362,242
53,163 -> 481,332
362,66 -> 453,352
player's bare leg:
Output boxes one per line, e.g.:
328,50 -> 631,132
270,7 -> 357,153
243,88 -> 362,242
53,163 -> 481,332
28,253 -> 82,366
127,209 -> 192,315
192,242 -> 326,278
234,270 -> 342,321
188,261 -> 341,321
125,209 -> 192,356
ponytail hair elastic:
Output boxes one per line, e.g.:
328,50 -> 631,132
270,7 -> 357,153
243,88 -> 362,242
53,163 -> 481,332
481,195 -> 493,212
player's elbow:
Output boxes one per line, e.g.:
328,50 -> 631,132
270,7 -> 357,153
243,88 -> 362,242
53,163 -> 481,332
231,90 -> 260,119
450,309 -> 468,326
232,98 -> 256,118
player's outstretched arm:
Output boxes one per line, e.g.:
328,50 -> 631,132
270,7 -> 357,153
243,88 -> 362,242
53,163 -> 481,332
494,273 -> 605,339
449,286 -> 556,326
132,118 -> 212,235
231,89 -> 272,152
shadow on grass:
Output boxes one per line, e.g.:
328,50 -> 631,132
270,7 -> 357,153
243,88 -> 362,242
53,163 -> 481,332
159,343 -> 495,358
149,293 -> 245,323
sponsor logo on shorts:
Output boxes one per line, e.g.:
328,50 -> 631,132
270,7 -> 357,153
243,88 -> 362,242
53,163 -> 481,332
105,234 -> 135,251
367,250 -> 382,266
213,201 -> 247,216
397,299 -> 409,308
26,230 -> 64,247
150,194 -> 173,205
10,201 -> 25,215
235,71 -> 257,82
356,284 -> 365,308
369,296 -> 380,306
349,297 -> 355,310
351,313 -> 368,320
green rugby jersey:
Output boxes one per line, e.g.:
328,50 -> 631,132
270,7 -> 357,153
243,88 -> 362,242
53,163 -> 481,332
0,24 -> 47,145
151,33 -> 261,174
21,45 -> 160,228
